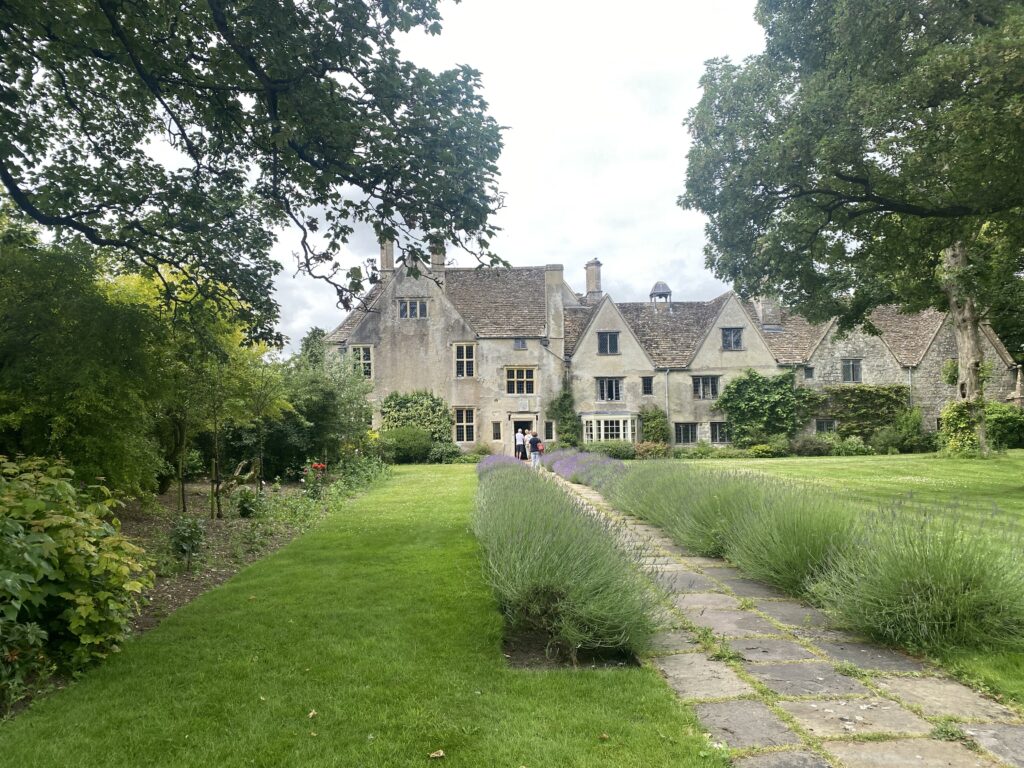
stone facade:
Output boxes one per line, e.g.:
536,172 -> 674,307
327,255 -> 1019,452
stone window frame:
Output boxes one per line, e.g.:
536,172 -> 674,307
692,375 -> 720,400
721,327 -> 744,351
505,367 -> 535,395
398,299 -> 428,319
513,337 -> 527,350
815,418 -> 837,434
454,343 -> 475,378
349,345 -> 373,378
804,365 -> 815,380
491,421 -> 502,441
674,422 -> 698,444
710,421 -> 730,444
454,407 -> 475,443
597,331 -> 620,355
544,421 -> 555,441
641,376 -> 654,395
841,358 -> 862,383
582,416 -> 638,443
596,377 -> 623,401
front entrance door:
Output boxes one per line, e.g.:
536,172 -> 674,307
513,419 -> 533,457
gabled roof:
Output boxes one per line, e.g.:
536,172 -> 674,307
740,301 -> 832,365
443,267 -> 548,337
564,305 -> 595,356
867,306 -> 947,367
615,293 -> 731,368
325,275 -> 392,345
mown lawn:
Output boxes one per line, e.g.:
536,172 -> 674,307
0,465 -> 720,768
698,449 -> 1024,704
701,449 -> 1024,527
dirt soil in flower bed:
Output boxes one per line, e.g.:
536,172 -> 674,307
503,630 -> 639,670
118,482 -> 302,634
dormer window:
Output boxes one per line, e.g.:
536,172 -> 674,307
399,299 -> 427,319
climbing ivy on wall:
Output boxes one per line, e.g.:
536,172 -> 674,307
547,385 -> 582,446
715,370 -> 823,445
822,385 -> 910,440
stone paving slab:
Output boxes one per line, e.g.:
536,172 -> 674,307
674,592 -> 741,611
732,637 -> 818,663
695,699 -> 801,748
639,556 -> 681,566
649,629 -> 699,653
702,565 -> 747,581
823,738 -> 989,767
964,724 -> 1024,767
815,639 -> 927,673
679,555 -> 728,569
754,599 -> 831,629
657,570 -> 723,593
876,677 -> 1019,722
780,698 -> 932,738
744,662 -> 871,697
734,751 -> 833,768
683,608 -> 781,637
715,576 -> 788,599
652,653 -> 754,699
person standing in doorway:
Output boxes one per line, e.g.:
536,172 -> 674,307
528,430 -> 542,469
514,428 -> 526,460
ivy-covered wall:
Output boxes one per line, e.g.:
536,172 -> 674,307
821,385 -> 910,440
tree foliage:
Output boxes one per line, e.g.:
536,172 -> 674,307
379,390 -> 452,443
683,1 -> 1024,412
0,0 -> 505,339
822,385 -> 911,441
715,370 -> 822,445
546,385 -> 582,447
638,405 -> 670,444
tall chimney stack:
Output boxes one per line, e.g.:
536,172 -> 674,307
430,242 -> 446,274
379,239 -> 395,272
585,258 -> 603,302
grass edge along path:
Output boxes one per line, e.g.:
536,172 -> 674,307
0,465 -> 723,768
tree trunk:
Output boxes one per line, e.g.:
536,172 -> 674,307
942,242 -> 987,452
173,418 -> 188,515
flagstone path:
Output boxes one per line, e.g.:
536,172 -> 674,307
553,475 -> 1024,768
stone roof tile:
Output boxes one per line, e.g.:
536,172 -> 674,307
325,275 -> 391,345
564,306 -> 595,356
443,267 -> 549,337
868,306 -> 946,366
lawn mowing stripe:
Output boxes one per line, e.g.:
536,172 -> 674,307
0,465 -> 721,768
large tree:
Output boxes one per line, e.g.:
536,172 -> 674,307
683,1 -> 1024,413
0,0 -> 504,340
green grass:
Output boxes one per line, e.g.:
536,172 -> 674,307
700,449 -> 1024,528
0,465 -> 721,768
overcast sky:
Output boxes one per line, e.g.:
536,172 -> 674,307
274,1 -> 766,348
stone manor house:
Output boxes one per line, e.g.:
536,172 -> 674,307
327,244 -> 1019,451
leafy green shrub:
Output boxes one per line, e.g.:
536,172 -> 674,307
474,466 -> 659,660
427,441 -> 463,464
608,462 -> 749,557
869,408 -> 936,455
985,402 -> 1024,450
379,390 -> 452,442
547,386 -> 582,447
585,440 -> 636,459
813,508 -> 1024,653
233,486 -> 265,518
789,434 -> 832,456
634,441 -> 672,460
726,483 -> 856,596
746,435 -> 790,458
823,433 -> 874,456
170,515 -> 205,569
0,456 -> 153,672
674,440 -> 716,459
938,400 -> 981,455
0,619 -> 50,715
638,405 -> 670,444
379,426 -> 434,463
